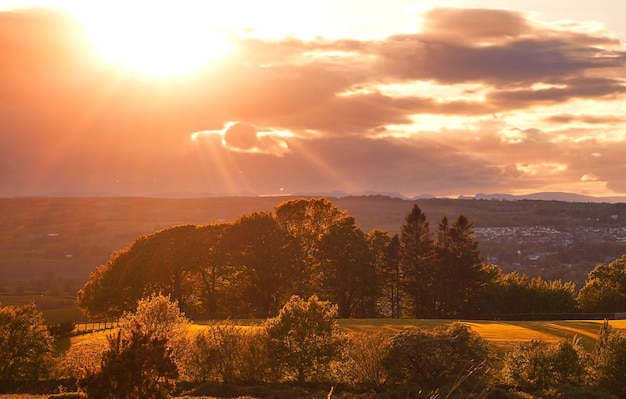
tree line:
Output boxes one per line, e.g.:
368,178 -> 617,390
77,197 -> 626,320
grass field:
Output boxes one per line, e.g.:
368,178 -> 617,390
337,318 -> 626,352
67,318 -> 626,354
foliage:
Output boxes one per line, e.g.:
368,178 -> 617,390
399,204 -> 435,318
317,216 -> 382,318
382,322 -> 493,395
274,197 -> 348,298
501,338 -> 590,392
589,320 -> 626,396
80,323 -> 178,399
0,301 -> 55,382
77,224 -> 214,319
183,321 -> 269,384
118,293 -> 190,371
578,254 -> 626,313
339,330 -> 390,388
224,212 -> 298,317
263,295 -> 344,384
479,265 -> 578,318
433,215 -> 483,317
48,320 -> 76,339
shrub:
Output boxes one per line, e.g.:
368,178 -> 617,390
0,302 -> 55,382
501,337 -> 589,392
183,321 -> 269,383
48,320 -> 76,339
80,323 -> 178,399
590,320 -> 626,397
340,330 -> 390,388
382,322 -> 493,395
263,295 -> 345,384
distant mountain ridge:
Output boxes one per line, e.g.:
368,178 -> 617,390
293,190 -> 626,203
470,192 -> 626,203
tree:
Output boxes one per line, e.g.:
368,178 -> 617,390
317,217 -> 380,318
434,215 -> 483,317
263,295 -> 344,384
194,223 -> 231,318
77,225 -> 210,319
399,204 -> 435,317
0,302 -> 54,382
578,254 -> 626,313
81,323 -> 178,399
476,264 -> 578,319
590,320 -> 626,396
226,212 -> 298,317
274,198 -> 348,297
381,234 -> 402,318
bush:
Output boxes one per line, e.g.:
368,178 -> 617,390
382,322 -> 493,396
0,301 -> 55,382
590,320 -> 626,397
48,320 -> 76,339
263,295 -> 345,384
340,330 -> 390,388
80,324 -> 178,399
501,337 -> 589,392
183,321 -> 269,383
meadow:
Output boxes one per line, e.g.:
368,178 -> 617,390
68,317 -> 626,353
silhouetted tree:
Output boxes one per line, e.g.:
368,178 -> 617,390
226,212 -> 298,317
381,234 -> 402,318
274,198 -> 348,297
317,217 -> 380,317
434,215 -> 483,317
399,204 -> 435,317
578,254 -> 626,313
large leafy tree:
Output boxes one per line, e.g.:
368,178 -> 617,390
78,224 -> 218,319
399,204 -> 435,318
226,212 -> 298,317
194,223 -> 231,318
274,198 -> 348,297
578,254 -> 626,313
0,302 -> 54,383
317,217 -> 381,318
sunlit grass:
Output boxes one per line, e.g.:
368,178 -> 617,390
63,318 -> 626,359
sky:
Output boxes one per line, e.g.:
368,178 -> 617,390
0,1 -> 625,198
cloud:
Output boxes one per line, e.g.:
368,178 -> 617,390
220,122 -> 290,156
0,6 -> 625,197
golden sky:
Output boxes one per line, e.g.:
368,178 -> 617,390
0,1 -> 625,199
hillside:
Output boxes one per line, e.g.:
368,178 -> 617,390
1,196 -> 626,292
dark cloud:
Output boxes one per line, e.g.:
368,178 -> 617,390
543,114 -> 626,125
420,7 -> 531,41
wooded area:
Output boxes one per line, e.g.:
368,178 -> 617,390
75,197 -> 625,321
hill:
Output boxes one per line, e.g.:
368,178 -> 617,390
1,196 -> 626,293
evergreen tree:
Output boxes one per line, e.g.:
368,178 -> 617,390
435,214 -> 483,317
399,204 -> 435,317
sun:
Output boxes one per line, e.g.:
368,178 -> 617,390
69,3 -> 233,79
